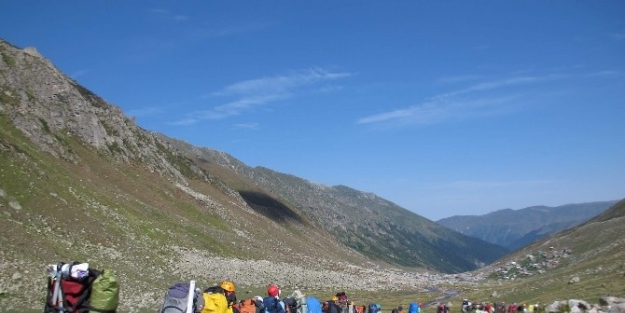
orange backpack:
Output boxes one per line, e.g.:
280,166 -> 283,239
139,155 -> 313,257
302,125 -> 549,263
240,299 -> 257,313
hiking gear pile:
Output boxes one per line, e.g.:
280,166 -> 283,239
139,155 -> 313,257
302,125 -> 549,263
44,262 -> 120,313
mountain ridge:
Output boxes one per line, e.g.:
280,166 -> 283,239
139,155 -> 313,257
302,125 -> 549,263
437,200 -> 617,250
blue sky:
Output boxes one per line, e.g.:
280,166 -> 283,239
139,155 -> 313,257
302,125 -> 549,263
2,1 -> 624,220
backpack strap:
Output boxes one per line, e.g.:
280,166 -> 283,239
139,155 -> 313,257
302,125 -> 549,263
161,306 -> 186,313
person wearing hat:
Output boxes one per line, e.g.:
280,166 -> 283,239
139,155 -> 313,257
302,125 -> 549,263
263,285 -> 285,313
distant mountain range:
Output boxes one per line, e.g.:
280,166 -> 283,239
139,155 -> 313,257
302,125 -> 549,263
473,198 -> 625,302
436,201 -> 618,250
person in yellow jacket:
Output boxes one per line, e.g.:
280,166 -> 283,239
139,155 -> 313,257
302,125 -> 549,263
221,281 -> 239,313
202,281 -> 237,313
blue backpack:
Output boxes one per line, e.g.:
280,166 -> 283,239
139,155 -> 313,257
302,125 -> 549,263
409,303 -> 419,313
369,304 -> 381,313
264,297 -> 284,313
306,297 -> 322,313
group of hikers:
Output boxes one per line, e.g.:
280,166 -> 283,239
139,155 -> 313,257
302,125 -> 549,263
161,280 -> 426,313
43,261 -> 431,313
44,262 -> 520,313
461,299 -> 544,313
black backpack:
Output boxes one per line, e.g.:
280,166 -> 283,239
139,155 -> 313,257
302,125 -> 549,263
284,297 -> 298,313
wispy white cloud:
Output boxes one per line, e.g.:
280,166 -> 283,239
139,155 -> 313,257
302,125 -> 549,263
357,96 -> 517,125
196,94 -> 290,120
212,68 -> 351,97
232,123 -> 260,130
358,73 -> 565,126
435,74 -> 564,99
170,68 -> 352,124
190,22 -> 274,38
587,70 -> 619,77
150,8 -> 188,22
166,118 -> 197,126
438,75 -> 482,83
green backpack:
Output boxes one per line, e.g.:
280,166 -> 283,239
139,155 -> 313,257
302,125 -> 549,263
90,269 -> 120,311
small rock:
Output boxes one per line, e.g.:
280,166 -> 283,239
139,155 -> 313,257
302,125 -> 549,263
12,272 -> 22,280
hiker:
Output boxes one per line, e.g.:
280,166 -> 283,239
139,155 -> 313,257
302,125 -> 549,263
263,284 -> 286,313
202,282 -> 230,313
368,303 -> 381,313
324,297 -> 342,313
498,302 -> 507,313
437,303 -> 449,313
336,292 -> 348,313
284,296 -> 298,313
254,296 -> 265,313
347,301 -> 358,313
219,281 -> 239,313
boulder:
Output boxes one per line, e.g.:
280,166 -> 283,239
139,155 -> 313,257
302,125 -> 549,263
608,303 -> 625,313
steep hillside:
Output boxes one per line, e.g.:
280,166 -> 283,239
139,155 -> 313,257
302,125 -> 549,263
469,198 -> 625,303
437,201 -> 616,250
159,135 -> 509,273
0,38 -> 505,311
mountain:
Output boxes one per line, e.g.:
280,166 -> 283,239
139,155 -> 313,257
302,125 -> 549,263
471,198 -> 625,303
436,201 -> 617,250
0,38 -> 508,311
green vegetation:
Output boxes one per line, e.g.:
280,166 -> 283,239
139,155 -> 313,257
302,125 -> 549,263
0,86 -> 20,106
101,120 -> 119,137
39,118 -> 50,133
26,89 -> 36,102
155,139 -> 198,179
1,52 -> 16,66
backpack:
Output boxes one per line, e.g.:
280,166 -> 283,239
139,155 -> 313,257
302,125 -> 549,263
44,262 -> 120,313
263,296 -> 283,313
284,297 -> 298,313
202,289 -> 228,313
306,297 -> 322,313
240,299 -> 257,313
160,281 -> 203,313
368,304 -> 380,313
409,303 -> 419,313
